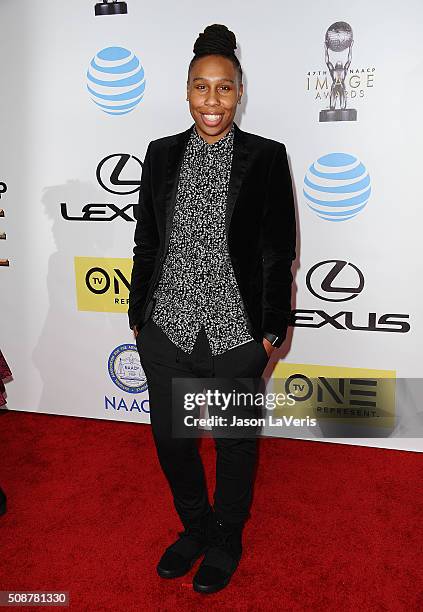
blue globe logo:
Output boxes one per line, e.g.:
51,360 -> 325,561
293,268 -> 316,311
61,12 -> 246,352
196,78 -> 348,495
87,46 -> 146,115
303,153 -> 371,222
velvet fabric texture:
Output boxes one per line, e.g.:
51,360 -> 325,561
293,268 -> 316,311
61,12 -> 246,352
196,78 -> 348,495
128,122 -> 296,343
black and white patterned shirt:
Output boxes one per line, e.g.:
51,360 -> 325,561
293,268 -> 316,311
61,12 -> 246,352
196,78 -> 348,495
151,122 -> 254,355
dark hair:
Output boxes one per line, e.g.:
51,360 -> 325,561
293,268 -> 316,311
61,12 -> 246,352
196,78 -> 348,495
188,24 -> 243,82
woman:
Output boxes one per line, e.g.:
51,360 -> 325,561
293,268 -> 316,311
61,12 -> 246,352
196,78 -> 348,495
0,349 -> 12,516
129,24 -> 296,594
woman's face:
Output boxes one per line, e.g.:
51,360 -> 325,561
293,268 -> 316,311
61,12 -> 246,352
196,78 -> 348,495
187,54 -> 243,144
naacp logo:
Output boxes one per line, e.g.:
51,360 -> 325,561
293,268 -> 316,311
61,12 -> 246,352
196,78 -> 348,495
303,153 -> 371,221
320,22 -> 357,122
108,344 -> 148,394
306,260 -> 364,302
306,21 -> 376,115
87,46 -> 146,115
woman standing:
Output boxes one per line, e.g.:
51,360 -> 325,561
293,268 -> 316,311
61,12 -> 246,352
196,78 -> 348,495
0,349 -> 12,516
129,24 -> 296,594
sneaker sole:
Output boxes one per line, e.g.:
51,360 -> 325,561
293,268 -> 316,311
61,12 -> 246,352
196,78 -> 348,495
193,574 -> 231,594
156,548 -> 206,579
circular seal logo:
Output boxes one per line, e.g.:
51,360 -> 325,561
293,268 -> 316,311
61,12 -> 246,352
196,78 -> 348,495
303,152 -> 371,221
108,344 -> 148,394
87,46 -> 146,115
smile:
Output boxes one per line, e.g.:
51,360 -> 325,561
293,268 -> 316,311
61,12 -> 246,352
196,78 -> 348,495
201,113 -> 224,127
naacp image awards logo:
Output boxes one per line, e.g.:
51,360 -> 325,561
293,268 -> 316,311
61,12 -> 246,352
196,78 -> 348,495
306,21 -> 376,119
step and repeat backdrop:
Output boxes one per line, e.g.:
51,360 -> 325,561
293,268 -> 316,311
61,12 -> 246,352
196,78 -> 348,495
1,0 -> 422,450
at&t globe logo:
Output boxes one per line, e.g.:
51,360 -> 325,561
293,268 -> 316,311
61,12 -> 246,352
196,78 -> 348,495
303,153 -> 371,221
87,46 -> 146,115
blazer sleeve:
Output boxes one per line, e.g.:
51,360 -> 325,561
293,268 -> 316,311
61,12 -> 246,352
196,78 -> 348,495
261,143 -> 296,341
128,142 -> 159,330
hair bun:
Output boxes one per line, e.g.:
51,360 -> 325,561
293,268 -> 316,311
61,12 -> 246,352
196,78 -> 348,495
193,24 -> 237,57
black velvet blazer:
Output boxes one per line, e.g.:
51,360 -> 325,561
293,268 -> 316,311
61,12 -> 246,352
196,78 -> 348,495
128,121 -> 296,344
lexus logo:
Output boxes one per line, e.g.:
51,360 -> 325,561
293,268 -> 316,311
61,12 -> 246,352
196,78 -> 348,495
306,260 -> 364,302
294,259 -> 410,334
96,153 -> 142,195
61,153 -> 143,221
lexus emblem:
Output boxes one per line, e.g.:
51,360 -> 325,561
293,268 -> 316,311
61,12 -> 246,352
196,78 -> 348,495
306,260 -> 364,302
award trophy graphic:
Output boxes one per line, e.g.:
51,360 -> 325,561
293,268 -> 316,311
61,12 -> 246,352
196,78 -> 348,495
320,21 -> 357,122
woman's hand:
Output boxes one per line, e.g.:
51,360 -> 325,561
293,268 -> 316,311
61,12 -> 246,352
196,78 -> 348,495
133,325 -> 139,339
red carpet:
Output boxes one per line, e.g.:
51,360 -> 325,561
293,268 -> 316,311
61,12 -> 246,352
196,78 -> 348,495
0,410 -> 422,611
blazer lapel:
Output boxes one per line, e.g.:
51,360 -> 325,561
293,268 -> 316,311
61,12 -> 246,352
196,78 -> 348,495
162,121 -> 250,250
162,126 -> 192,251
225,122 -> 249,237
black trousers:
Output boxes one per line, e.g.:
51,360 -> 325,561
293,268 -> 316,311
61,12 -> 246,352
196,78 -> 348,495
136,317 -> 269,526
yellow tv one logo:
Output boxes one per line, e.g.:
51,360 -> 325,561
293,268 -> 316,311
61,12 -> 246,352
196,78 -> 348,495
74,257 -> 132,313
271,363 -> 396,428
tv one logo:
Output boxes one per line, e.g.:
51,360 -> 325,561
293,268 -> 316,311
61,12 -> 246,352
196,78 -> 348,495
272,362 -> 396,428
293,260 -> 410,333
74,256 -> 132,313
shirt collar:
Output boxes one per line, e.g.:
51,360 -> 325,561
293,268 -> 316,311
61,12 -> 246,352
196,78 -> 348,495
190,122 -> 235,152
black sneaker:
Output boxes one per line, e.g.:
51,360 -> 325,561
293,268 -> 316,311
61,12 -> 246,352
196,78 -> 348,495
193,515 -> 244,594
156,511 -> 211,579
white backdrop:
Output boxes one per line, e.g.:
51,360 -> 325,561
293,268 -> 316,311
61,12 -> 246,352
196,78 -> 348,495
1,0 -> 422,451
